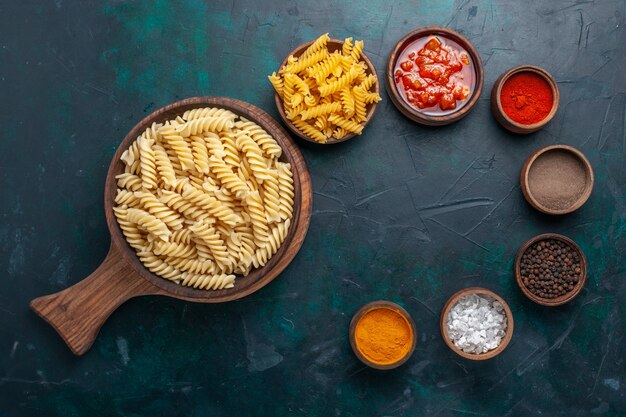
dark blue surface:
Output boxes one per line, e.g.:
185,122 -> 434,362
0,0 -> 624,416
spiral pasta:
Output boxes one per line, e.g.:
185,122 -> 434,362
292,117 -> 327,143
262,170 -> 282,223
159,190 -> 210,222
245,190 -> 270,246
181,183 -> 242,226
180,272 -> 235,290
283,74 -> 297,109
280,48 -> 328,75
318,66 -> 361,97
121,140 -> 141,175
299,102 -> 343,120
190,135 -> 210,174
113,206 -> 146,250
126,208 -> 171,242
236,134 -> 273,184
268,72 -> 284,98
350,40 -> 364,62
328,114 -> 364,134
189,220 -> 232,272
340,87 -> 356,118
115,189 -> 141,207
159,125 -> 195,171
342,37 -> 353,56
306,53 -> 342,83
137,137 -> 158,189
365,92 -> 383,104
332,127 -> 348,140
351,85 -> 368,123
301,32 -> 330,58
359,74 -> 377,91
153,144 -> 177,186
235,119 -> 283,159
209,155 -> 249,198
252,219 -> 291,269
276,162 -> 295,221
135,191 -> 184,230
270,33 -> 381,143
182,107 -> 237,122
285,103 -> 306,121
171,228 -> 193,245
290,74 -> 310,96
114,107 -> 295,291
153,241 -> 197,258
175,116 -> 235,137
116,173 -> 143,191
220,131 -> 241,167
138,251 -> 181,281
168,257 -> 216,275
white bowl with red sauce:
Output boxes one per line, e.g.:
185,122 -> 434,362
386,27 -> 484,126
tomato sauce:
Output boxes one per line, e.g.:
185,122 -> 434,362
394,35 -> 475,115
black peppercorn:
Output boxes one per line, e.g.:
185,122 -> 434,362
520,238 -> 582,299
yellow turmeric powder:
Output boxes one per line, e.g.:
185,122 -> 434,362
354,307 -> 413,365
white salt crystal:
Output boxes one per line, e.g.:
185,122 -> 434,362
446,293 -> 508,354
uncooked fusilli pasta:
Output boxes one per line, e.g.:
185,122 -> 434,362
269,33 -> 381,143
114,107 -> 295,290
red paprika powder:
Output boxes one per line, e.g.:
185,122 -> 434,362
500,72 -> 553,125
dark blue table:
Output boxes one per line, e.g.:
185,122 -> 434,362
1,1 -> 624,415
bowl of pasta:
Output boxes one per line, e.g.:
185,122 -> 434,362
30,97 -> 312,355
269,33 -> 382,144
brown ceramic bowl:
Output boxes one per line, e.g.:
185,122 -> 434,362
514,233 -> 588,306
491,65 -> 559,134
274,38 -> 380,144
385,26 -> 484,126
440,287 -> 514,360
349,301 -> 417,370
521,144 -> 594,215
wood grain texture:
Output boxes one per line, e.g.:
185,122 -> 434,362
30,97 -> 312,355
520,144 -> 594,215
514,233 -> 588,306
385,27 -> 484,126
274,38 -> 380,144
440,287 -> 514,360
30,242 -> 167,355
490,65 -> 560,134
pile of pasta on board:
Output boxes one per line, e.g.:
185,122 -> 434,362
113,107 -> 295,291
269,33 -> 382,143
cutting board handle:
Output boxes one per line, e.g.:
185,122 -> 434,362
30,242 -> 165,355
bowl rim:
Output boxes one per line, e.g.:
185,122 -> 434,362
349,300 -> 417,370
385,26 -> 484,126
440,287 -> 514,360
520,144 -> 594,215
492,64 -> 560,132
104,96 -> 312,302
514,233 -> 588,306
273,37 -> 380,145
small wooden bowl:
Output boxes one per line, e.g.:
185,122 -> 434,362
440,287 -> 514,360
274,38 -> 380,144
521,144 -> 594,215
385,26 -> 484,126
514,233 -> 588,306
491,65 -> 559,134
349,301 -> 417,370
